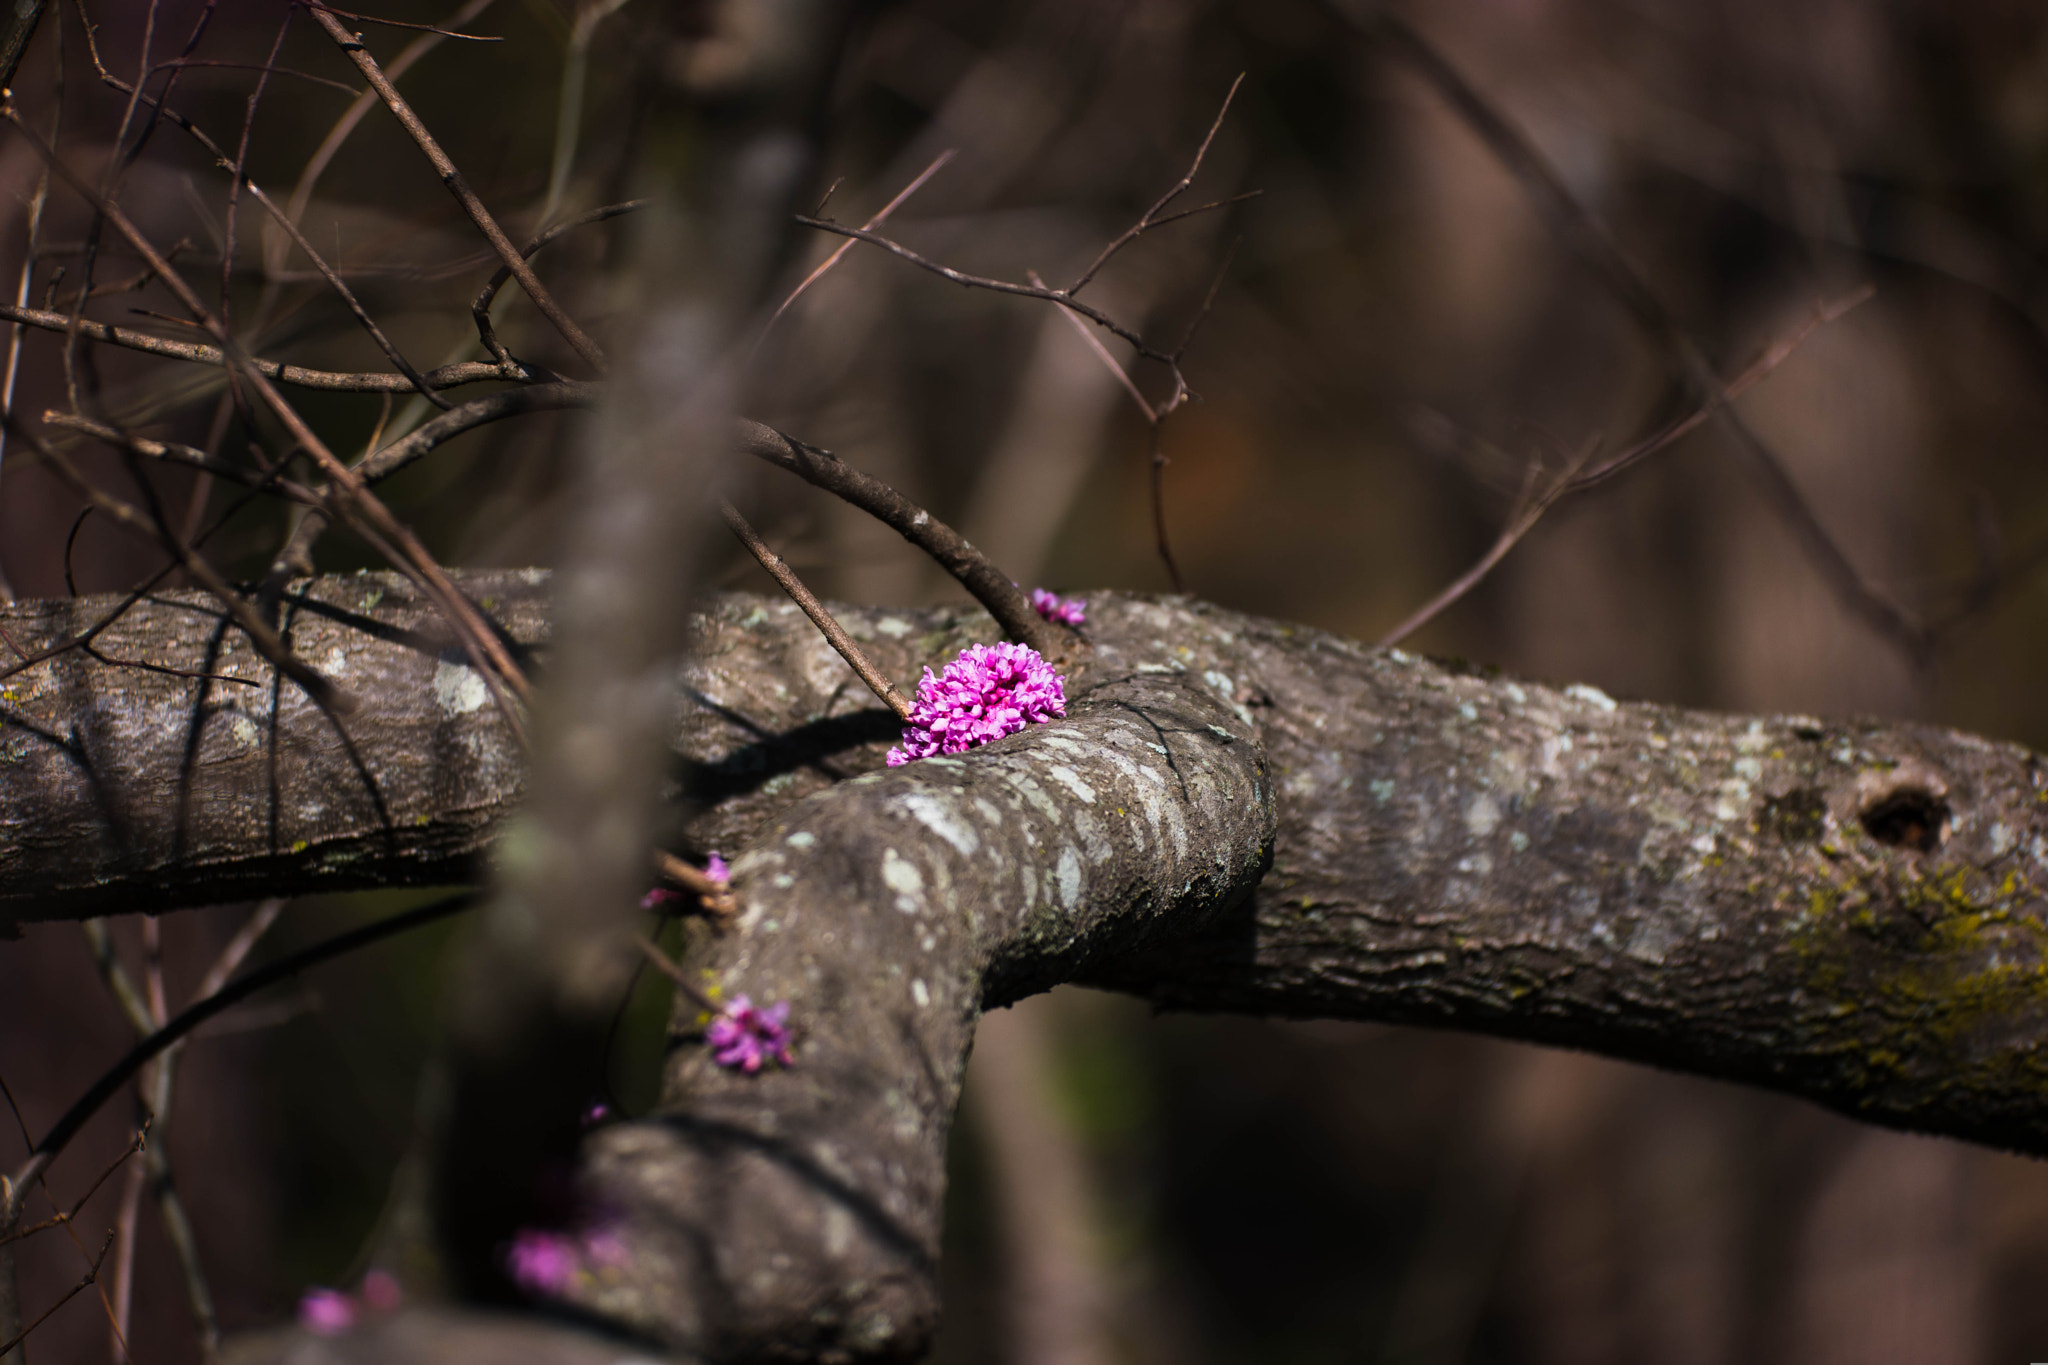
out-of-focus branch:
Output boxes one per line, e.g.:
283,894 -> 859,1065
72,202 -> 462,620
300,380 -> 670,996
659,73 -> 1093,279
471,202 -> 645,366
1381,287 -> 1873,645
1347,4 -> 1929,661
306,4 -> 608,374
0,301 -> 533,390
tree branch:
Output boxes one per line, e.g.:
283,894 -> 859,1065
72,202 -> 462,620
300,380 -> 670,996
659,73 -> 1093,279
9,577 -> 2048,1360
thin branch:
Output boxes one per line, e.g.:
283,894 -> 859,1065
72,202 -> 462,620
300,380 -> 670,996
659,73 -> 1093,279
11,894 -> 479,1200
270,0 -> 497,283
721,500 -> 912,721
1379,288 -> 1874,646
0,301 -> 533,390
471,201 -> 645,365
1068,73 -> 1245,296
736,420 -> 1075,659
267,381 -> 594,579
653,852 -> 737,921
761,150 -> 957,344
0,1231 -> 113,1359
6,415 -> 357,711
306,3 -> 606,373
0,104 -> 533,723
80,53 -> 458,407
1355,6 -> 1928,660
792,217 -> 1173,366
633,934 -> 724,1018
42,411 -> 324,502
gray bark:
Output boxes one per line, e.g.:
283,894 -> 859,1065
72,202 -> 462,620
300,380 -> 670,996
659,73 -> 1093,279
5,573 -> 2046,1361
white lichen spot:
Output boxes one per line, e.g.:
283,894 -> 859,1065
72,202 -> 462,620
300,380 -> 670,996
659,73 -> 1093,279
433,660 -> 488,716
1054,847 -> 1082,910
1509,830 -> 1530,853
322,645 -> 348,677
1458,702 -> 1478,722
1565,683 -> 1617,712
1465,794 -> 1500,839
911,978 -> 930,1009
882,848 -> 925,914
1734,756 -> 1762,782
786,831 -> 817,849
228,711 -> 261,752
877,617 -> 912,638
1625,918 -> 1677,965
1369,779 -> 1396,804
900,791 -> 980,856
1045,764 -> 1097,805
772,874 -> 795,889
1713,778 -> 1750,822
1504,682 -> 1527,705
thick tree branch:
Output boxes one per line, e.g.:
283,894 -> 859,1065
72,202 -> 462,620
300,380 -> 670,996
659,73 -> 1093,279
6,576 -> 2047,1358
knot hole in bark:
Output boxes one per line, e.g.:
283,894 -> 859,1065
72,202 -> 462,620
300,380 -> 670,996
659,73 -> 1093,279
1858,783 -> 1949,854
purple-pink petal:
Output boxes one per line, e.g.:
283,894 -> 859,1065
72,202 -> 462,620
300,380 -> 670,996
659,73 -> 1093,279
298,1287 -> 357,1336
704,994 -> 795,1072
886,642 -> 1066,766
504,1228 -> 578,1296
706,853 -> 731,885
1030,588 -> 1086,627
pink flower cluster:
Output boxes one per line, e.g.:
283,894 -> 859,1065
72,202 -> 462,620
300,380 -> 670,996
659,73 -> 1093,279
886,642 -> 1066,766
296,1270 -> 402,1336
503,1223 -> 630,1299
1030,588 -> 1086,627
707,994 -> 794,1072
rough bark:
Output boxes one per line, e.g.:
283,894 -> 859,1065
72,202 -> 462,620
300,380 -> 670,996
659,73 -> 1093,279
7,573 -> 2048,1360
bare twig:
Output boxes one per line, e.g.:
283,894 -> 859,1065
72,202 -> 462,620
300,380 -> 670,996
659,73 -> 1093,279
305,3 -> 607,373
1068,73 -> 1245,296
9,895 -> 479,1204
792,217 -> 1173,366
721,500 -> 913,721
80,50 -> 460,407
1352,5 -> 1928,660
653,853 -> 737,922
271,0 -> 498,283
7,415 -> 358,711
267,381 -> 595,579
472,201 -> 646,365
632,934 -> 724,1018
736,420 -> 1075,659
1380,288 -> 1874,645
762,150 -> 957,344
41,411 -> 324,501
0,301 -> 533,390
0,104 -> 533,722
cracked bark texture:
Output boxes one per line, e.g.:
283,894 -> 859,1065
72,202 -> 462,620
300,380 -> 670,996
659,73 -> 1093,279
6,574 -> 2048,1361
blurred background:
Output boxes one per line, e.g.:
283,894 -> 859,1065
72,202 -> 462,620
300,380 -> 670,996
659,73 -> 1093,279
4,0 -> 2048,1360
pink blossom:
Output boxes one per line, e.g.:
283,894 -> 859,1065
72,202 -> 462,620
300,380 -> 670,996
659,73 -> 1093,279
504,1228 -> 578,1296
581,1101 -> 612,1128
706,994 -> 795,1073
639,885 -> 684,910
706,852 -> 731,885
1030,588 -> 1086,627
359,1269 -> 402,1313
886,642 -> 1066,766
581,1224 -> 630,1268
297,1287 -> 357,1336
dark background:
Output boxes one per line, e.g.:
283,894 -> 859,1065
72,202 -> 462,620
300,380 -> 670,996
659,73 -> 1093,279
4,0 -> 2048,1360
